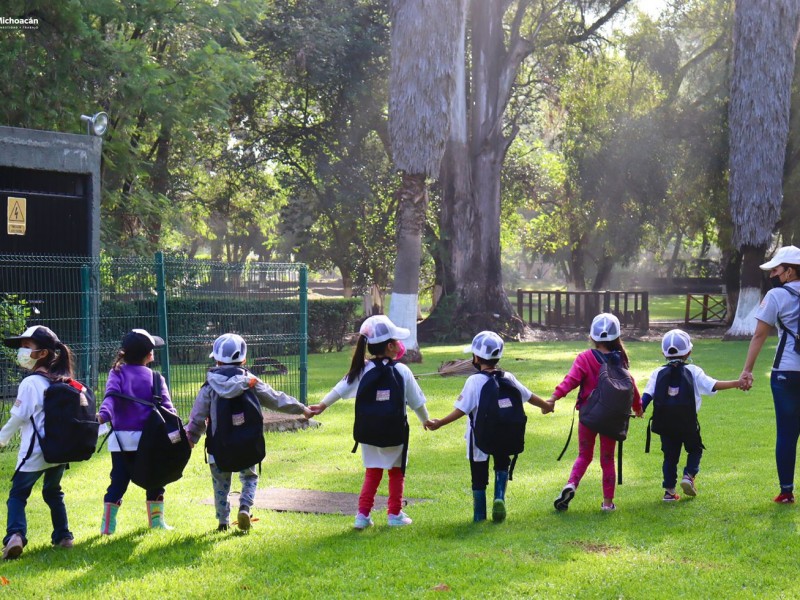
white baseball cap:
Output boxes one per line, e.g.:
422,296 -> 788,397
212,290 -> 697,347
590,313 -> 621,342
359,315 -> 410,344
210,333 -> 247,364
466,331 -> 504,360
760,245 -> 800,270
662,329 -> 693,357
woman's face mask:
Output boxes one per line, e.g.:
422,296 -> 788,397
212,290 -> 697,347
16,347 -> 40,370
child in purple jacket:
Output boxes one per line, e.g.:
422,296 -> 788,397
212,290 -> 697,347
97,329 -> 177,534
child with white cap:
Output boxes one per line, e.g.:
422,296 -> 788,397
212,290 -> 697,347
185,333 -> 314,532
97,329 -> 177,533
309,315 -> 429,529
549,313 -> 642,512
642,329 -> 744,501
426,331 -> 551,523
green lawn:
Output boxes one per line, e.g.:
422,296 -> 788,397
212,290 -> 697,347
648,294 -> 689,322
1,338 -> 797,598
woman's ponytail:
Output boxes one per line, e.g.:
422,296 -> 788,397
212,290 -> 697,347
346,335 -> 368,384
45,341 -> 75,380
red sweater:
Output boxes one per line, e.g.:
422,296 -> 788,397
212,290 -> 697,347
553,349 -> 642,412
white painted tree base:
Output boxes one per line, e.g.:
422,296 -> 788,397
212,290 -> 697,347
726,287 -> 762,337
388,292 -> 419,352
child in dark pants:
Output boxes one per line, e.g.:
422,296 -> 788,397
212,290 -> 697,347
642,329 -> 744,501
426,331 -> 551,522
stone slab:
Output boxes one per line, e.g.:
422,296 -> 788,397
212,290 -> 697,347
202,487 -> 429,515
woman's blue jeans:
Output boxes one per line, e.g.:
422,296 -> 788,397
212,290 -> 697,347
771,370 -> 800,492
5,465 -> 71,546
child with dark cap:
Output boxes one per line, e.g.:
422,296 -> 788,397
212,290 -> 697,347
97,329 -> 177,533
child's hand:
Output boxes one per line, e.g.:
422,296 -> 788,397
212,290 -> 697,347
424,419 -> 440,431
184,428 -> 195,449
248,376 -> 258,388
308,403 -> 326,415
633,408 -> 643,418
540,402 -> 554,415
302,406 -> 315,419
96,413 -> 105,424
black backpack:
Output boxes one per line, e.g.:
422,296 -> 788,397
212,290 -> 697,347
110,370 -> 192,490
646,361 -> 703,453
352,358 -> 408,451
469,370 -> 527,478
205,366 -> 266,473
14,374 -> 99,478
578,350 -> 634,441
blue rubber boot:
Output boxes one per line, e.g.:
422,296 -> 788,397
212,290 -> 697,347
472,490 -> 487,522
492,470 -> 509,522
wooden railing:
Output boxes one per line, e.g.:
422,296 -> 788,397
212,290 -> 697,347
516,290 -> 649,329
684,294 -> 727,324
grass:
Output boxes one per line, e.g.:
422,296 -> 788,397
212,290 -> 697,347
648,294 -> 690,322
0,338 -> 796,598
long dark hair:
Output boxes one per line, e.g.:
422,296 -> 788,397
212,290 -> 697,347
346,335 -> 391,384
37,341 -> 75,381
596,338 -> 630,369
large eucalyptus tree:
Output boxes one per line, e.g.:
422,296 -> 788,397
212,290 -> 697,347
726,0 -> 800,337
387,0 -> 466,359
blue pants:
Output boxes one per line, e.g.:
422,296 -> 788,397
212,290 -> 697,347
771,371 -> 800,492
5,465 -> 72,546
660,435 -> 702,490
104,452 -> 165,504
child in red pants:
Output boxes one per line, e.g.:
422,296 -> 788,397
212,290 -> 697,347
310,316 -> 429,529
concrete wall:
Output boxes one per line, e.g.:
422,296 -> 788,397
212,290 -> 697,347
0,125 -> 102,256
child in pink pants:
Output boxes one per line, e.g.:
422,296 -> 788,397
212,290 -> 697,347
549,314 -> 642,511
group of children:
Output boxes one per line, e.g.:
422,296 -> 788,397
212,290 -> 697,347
0,312 -> 746,559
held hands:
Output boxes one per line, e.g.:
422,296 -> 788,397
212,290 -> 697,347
307,403 -> 326,416
424,419 -> 441,431
541,400 -> 555,415
301,406 -> 315,420
738,371 -> 754,391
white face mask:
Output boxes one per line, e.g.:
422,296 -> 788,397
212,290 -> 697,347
16,347 -> 40,370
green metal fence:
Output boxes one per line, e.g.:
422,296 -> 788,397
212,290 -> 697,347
0,253 -> 308,448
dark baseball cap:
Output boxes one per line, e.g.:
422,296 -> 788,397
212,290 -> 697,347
121,329 -> 165,360
3,325 -> 60,350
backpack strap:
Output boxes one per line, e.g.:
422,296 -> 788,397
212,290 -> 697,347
645,416 -> 653,453
617,440 -> 623,485
556,404 -> 577,461
774,287 -> 800,369
509,454 -> 519,481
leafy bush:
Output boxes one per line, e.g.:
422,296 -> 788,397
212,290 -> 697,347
308,298 -> 360,353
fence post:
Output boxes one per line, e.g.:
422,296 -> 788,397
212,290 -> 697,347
641,291 -> 649,329
299,264 -> 308,405
155,251 -> 171,390
80,264 -> 91,384
517,289 -> 523,323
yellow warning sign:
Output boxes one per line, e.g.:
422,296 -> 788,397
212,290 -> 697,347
7,196 -> 26,235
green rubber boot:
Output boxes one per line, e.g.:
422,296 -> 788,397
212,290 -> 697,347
473,490 -> 487,522
492,470 -> 509,522
100,502 -> 120,535
146,501 -> 174,530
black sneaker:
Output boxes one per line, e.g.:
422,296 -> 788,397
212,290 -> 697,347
554,484 -> 576,512
216,523 -> 229,532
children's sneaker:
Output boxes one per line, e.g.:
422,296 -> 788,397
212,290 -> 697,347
237,509 -> 251,532
601,503 -> 616,512
491,499 -> 506,523
774,492 -> 795,504
387,511 -> 413,527
554,484 -> 576,512
2,534 -> 23,560
663,491 -> 680,502
353,513 -> 374,530
680,475 -> 697,497
216,523 -> 229,532
56,537 -> 74,549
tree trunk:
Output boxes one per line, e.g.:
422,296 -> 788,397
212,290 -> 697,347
725,244 -> 767,338
665,230 -> 684,284
592,255 -> 615,291
388,172 -> 428,361
726,0 -> 800,336
341,271 -> 353,299
570,244 -> 587,290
